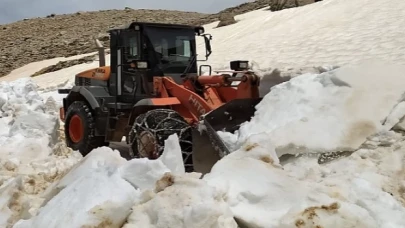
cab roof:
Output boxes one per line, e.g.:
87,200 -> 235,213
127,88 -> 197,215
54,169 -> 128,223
108,21 -> 204,33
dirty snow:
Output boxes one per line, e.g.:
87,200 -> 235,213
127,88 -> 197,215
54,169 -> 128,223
1,0 -> 405,227
204,133 -> 405,228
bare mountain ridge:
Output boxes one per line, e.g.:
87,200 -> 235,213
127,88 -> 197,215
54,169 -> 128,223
0,0 -> 316,77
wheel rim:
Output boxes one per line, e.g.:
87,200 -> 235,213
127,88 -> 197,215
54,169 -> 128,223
137,131 -> 158,159
69,114 -> 84,143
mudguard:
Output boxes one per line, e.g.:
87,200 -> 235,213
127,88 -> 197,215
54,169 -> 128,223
66,86 -> 111,109
128,97 -> 181,126
62,86 -> 114,136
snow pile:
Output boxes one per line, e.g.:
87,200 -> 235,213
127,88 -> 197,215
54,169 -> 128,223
0,78 -> 82,227
219,61 -> 405,157
204,132 -> 405,228
13,134 -> 237,228
36,80 -> 75,112
0,78 -> 60,161
0,63 -> 237,228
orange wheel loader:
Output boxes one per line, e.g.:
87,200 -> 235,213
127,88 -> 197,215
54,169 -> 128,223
58,22 -> 262,173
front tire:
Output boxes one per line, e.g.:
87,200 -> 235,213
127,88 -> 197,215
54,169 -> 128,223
64,101 -> 107,156
128,109 -> 194,172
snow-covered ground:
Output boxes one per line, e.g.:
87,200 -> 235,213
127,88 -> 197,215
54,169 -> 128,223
196,0 -> 405,71
1,0 -> 405,227
1,52 -> 99,83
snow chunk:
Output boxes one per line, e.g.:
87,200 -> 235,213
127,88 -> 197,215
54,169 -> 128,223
204,134 -> 309,227
158,134 -> 185,174
45,147 -> 126,192
14,172 -> 139,228
119,134 -> 184,189
119,159 -> 170,190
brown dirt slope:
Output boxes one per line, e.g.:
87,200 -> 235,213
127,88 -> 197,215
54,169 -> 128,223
0,9 -> 209,77
0,0 -> 318,77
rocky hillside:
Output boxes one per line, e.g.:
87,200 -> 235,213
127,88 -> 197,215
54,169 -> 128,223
0,9 -> 210,77
0,0 -> 318,77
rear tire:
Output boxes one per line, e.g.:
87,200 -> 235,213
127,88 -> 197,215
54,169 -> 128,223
64,101 -> 108,156
128,109 -> 194,172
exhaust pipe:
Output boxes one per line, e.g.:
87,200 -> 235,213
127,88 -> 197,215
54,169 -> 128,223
95,38 -> 105,67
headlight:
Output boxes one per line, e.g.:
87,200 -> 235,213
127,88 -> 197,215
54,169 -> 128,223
137,61 -> 148,69
230,60 -> 249,71
239,62 -> 248,69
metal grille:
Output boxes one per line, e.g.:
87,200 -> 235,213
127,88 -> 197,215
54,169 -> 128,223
76,77 -> 84,86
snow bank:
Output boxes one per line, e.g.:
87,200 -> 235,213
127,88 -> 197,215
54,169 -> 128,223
0,78 -> 82,227
0,78 -> 60,162
220,61 -> 405,156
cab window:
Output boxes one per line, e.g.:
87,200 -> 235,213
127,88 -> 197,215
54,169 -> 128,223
123,32 -> 140,60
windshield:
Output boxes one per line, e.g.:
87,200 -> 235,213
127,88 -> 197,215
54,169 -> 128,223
145,26 -> 195,63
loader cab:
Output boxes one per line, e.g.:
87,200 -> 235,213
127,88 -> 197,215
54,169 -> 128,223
108,22 -> 211,103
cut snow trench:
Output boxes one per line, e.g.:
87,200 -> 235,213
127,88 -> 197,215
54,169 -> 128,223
6,63 -> 404,228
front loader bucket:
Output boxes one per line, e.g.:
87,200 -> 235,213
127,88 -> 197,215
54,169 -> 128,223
192,98 -> 262,173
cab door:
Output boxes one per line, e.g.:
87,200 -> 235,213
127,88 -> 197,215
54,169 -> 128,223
117,30 -> 149,103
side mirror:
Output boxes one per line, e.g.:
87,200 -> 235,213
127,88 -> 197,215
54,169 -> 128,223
203,34 -> 212,59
